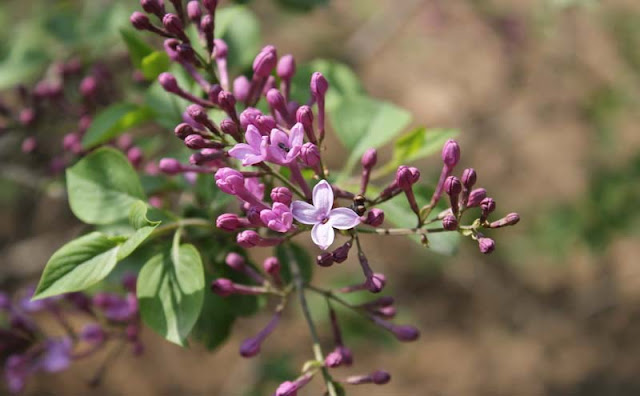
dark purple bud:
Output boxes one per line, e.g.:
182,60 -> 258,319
480,197 -> 496,216
239,337 -> 261,357
218,91 -> 236,114
364,208 -> 385,227
216,213 -> 244,231
317,252 -> 334,267
220,118 -> 239,138
127,147 -> 143,168
478,236 -> 496,254
361,148 -> 377,169
233,76 -> 251,102
253,46 -> 277,78
213,39 -> 228,59
391,324 -> 420,342
444,176 -> 462,196
237,230 -> 261,248
80,323 -> 105,344
266,88 -> 286,111
466,188 -> 487,208
122,273 -> 137,293
239,107 -> 262,130
208,84 -> 222,104
310,72 -> 329,98
263,257 -> 280,275
271,187 -> 293,206
442,139 -> 460,168
158,158 -> 183,175
332,241 -> 352,263
225,252 -> 245,271
184,134 -> 210,149
296,105 -> 314,137
395,166 -> 415,190
202,0 -> 218,14
186,1 -> 201,22
186,104 -> 209,124
300,142 -> 320,167
158,72 -> 180,93
200,14 -> 213,35
461,168 -> 477,189
130,11 -> 153,30
162,13 -> 187,40
442,215 -> 458,231
174,123 -> 194,140
367,273 -> 386,293
489,212 -> 520,228
277,54 -> 296,80
255,115 -> 277,134
211,278 -> 235,297
372,371 -> 391,385
141,0 -> 166,17
176,44 -> 198,65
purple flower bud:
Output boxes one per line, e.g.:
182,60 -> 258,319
461,168 -> 477,189
62,132 -> 81,152
372,370 -> 391,385
253,46 -> 277,78
174,123 -> 194,140
392,324 -> 420,342
162,13 -> 186,40
237,230 -> 261,248
130,11 -> 153,30
442,214 -> 458,231
158,72 -> 180,93
310,72 -> 329,98
270,187 -> 292,206
186,1 -> 201,22
220,118 -> 239,138
480,197 -> 496,216
80,323 -> 105,344
127,147 -> 143,168
184,134 -> 209,149
317,252 -> 334,267
208,84 -> 222,104
200,14 -> 213,35
395,166 -> 416,190
215,168 -> 244,194
275,381 -> 297,396
367,273 -> 386,293
216,213 -> 244,231
213,39 -> 228,59
361,148 -> 377,169
225,252 -> 245,271
266,88 -> 287,112
277,54 -> 296,80
218,91 -> 237,113
122,273 -> 137,293
239,337 -> 261,357
466,188 -> 487,208
211,278 -> 235,297
489,212 -> 520,228
331,241 -> 352,264
263,257 -> 280,275
296,105 -> 314,137
364,208 -> 385,227
375,306 -> 397,318
239,108 -> 262,130
444,176 -> 462,196
186,104 -> 209,124
159,158 -> 183,175
21,137 -> 37,153
300,142 -> 320,167
478,236 -> 496,254
141,0 -> 166,17
202,0 -> 218,15
255,115 -> 276,134
325,350 -> 343,367
233,76 -> 251,102
442,139 -> 460,168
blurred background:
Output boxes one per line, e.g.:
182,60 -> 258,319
2,0 -> 640,395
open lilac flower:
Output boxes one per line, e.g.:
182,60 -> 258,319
260,203 -> 293,233
291,180 -> 360,250
228,125 -> 268,166
266,123 -> 304,165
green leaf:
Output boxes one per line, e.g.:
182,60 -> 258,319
141,51 -> 170,80
34,232 -> 124,299
66,148 -> 145,225
137,243 -> 205,346
120,29 -> 154,69
129,200 -> 161,230
276,243 -> 313,284
331,95 -> 412,178
274,0 -> 329,12
215,6 -> 260,70
191,276 -> 236,350
82,103 -> 153,149
386,127 -> 459,172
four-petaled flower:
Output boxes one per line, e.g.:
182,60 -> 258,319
260,203 -> 294,233
228,125 -> 268,166
291,180 -> 360,250
267,123 -> 304,165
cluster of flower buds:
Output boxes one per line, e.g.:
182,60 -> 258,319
130,2 -> 520,394
0,274 -> 141,393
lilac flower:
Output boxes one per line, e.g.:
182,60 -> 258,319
291,180 -> 360,250
266,123 -> 304,165
39,337 -> 72,373
260,203 -> 294,233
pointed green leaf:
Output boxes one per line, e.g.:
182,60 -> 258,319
382,127 -> 459,174
141,51 -> 170,80
82,103 -> 153,149
129,200 -> 161,230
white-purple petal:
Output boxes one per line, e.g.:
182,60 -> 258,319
245,125 -> 262,149
291,201 -> 321,224
327,207 -> 361,230
312,180 -> 333,216
311,222 -> 335,250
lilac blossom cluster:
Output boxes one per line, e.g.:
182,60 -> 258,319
129,1 -> 520,394
1,275 -> 141,393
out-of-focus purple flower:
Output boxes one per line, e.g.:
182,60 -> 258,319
39,337 -> 72,373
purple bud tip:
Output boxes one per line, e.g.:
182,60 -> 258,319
444,176 -> 462,196
215,167 -> 245,194
392,324 -> 420,342
174,123 -> 194,140
275,381 -> 296,396
122,273 -> 137,293
130,11 -> 152,30
141,0 -> 166,16
466,188 -> 487,208
266,88 -> 286,109
277,54 -> 296,79
158,158 -> 182,175
186,1 -> 201,22
225,252 -> 245,271
395,166 -> 416,190
325,350 -> 343,368
480,197 -> 496,214
296,105 -> 313,126
461,168 -> 477,189
442,215 -> 458,231
184,134 -> 208,149
270,187 -> 293,206
158,72 -> 180,93
211,278 -> 235,297
186,104 -> 208,123
216,213 -> 242,231
253,47 -> 277,78
263,257 -> 281,274
367,273 -> 386,293
239,338 -> 261,358
372,370 -> 391,385
233,76 -> 251,102
219,118 -> 238,137
213,39 -> 228,59
361,148 -> 378,169
80,323 -> 105,344
310,72 -> 329,98
162,13 -> 184,36
218,90 -> 236,111
202,0 -> 218,14
200,14 -> 213,32
478,237 -> 496,254
237,230 -> 261,248
364,208 -> 385,227
300,142 -> 321,167
317,252 -> 334,267
331,241 -> 352,263
506,212 -> 520,225
442,139 -> 460,168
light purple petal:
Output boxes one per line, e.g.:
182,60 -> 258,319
328,208 -> 361,230
40,338 -> 72,373
266,145 -> 287,164
245,125 -> 262,149
229,143 -> 257,160
270,129 -> 290,148
289,123 -> 304,148
312,180 -> 333,216
284,146 -> 301,163
312,222 -> 335,250
291,201 -> 320,224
